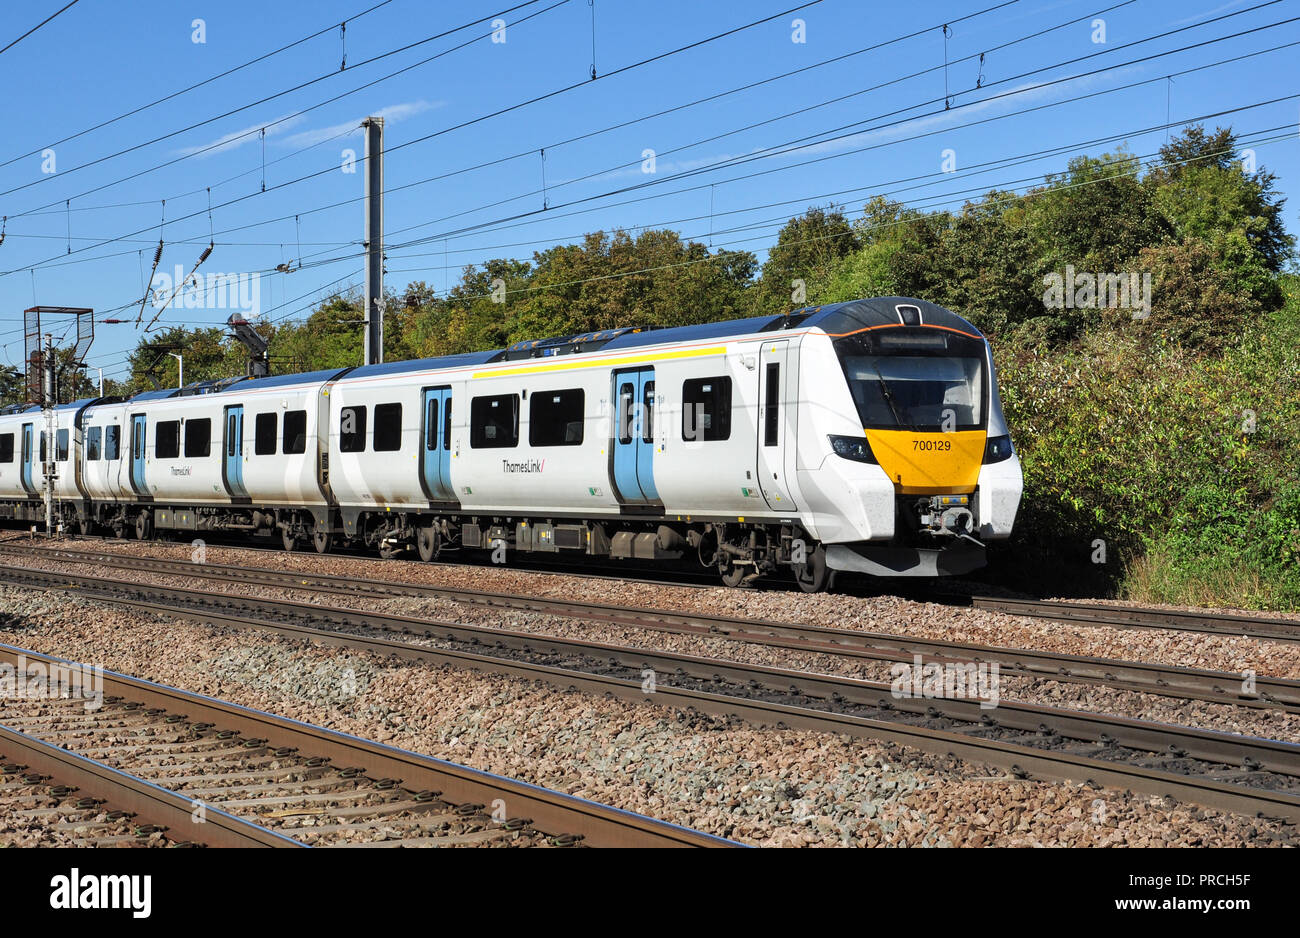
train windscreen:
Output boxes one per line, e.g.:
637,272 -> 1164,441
834,329 -> 987,432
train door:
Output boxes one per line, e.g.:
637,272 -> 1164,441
130,414 -> 148,495
756,341 -> 798,511
419,386 -> 455,501
611,366 -> 659,505
222,405 -> 248,498
19,423 -> 35,494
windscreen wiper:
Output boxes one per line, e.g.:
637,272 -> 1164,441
873,363 -> 914,432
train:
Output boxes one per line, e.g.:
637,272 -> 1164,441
0,296 -> 1022,591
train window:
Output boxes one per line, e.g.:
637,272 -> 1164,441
106,425 -> 120,461
641,381 -> 655,444
529,388 -> 584,447
226,416 -> 237,457
616,383 -> 634,444
39,431 -> 46,463
283,410 -> 307,454
156,421 -> 180,459
339,406 -> 367,453
681,376 -> 732,441
764,363 -> 779,447
470,394 -> 518,448
425,399 -> 439,450
0,433 -> 13,463
374,403 -> 403,452
85,427 -> 101,461
134,424 -> 143,460
56,429 -> 70,461
254,413 -> 277,455
443,400 -> 452,451
185,418 -> 211,458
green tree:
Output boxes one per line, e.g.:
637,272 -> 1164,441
753,207 -> 858,312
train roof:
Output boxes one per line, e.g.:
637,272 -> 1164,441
345,351 -> 497,380
84,296 -> 982,407
798,297 -> 984,337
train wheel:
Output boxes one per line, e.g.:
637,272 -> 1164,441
311,521 -> 332,554
416,524 -> 440,562
134,511 -> 152,541
793,544 -> 834,593
281,526 -> 298,552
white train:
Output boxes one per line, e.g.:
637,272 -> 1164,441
0,297 -> 1022,591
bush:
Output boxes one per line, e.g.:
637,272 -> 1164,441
993,278 -> 1300,608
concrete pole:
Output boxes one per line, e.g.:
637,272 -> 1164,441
362,116 -> 385,365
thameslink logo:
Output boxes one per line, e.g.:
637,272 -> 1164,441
890,654 -> 1000,710
1042,265 -> 1152,319
50,869 -> 151,919
502,458 -> 545,473
0,655 -> 103,710
150,265 -> 261,315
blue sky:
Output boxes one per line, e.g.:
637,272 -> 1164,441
0,0 -> 1296,384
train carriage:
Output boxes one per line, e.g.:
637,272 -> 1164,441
0,297 -> 1023,591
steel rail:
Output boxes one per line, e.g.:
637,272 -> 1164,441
0,641 -> 735,848
0,722 -> 300,847
4,564 -> 1299,823
6,543 -> 1296,713
971,596 -> 1300,643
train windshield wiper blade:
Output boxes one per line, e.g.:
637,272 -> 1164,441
873,363 -> 914,432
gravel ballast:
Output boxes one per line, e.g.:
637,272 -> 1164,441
0,582 -> 1293,847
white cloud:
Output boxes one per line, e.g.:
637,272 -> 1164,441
278,100 -> 443,148
175,113 -> 307,157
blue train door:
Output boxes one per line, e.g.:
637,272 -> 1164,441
19,423 -> 35,494
419,386 -> 455,501
611,367 -> 659,505
130,414 -> 147,494
222,405 -> 248,497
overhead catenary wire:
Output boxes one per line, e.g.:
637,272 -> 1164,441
9,8 -> 1297,344
367,3 -> 1300,256
0,0 -> 83,57
61,0 -> 1262,284
336,31 -> 1300,273
7,5 -> 1289,368
0,0 -> 395,171
6,17 -> 1295,343
66,106 -> 1298,353
378,122 -> 1298,304
0,0 -> 835,277
0,0 -> 569,213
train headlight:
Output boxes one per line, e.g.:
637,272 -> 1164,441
983,434 -> 1014,464
828,434 -> 877,464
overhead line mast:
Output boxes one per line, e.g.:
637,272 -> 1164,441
362,116 -> 385,365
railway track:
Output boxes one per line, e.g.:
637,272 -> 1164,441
1,726 -> 197,847
970,596 -> 1300,644
3,562 -> 1298,828
4,542 -> 1296,714
0,643 -> 733,848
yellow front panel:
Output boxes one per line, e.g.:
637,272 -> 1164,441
865,429 -> 986,495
